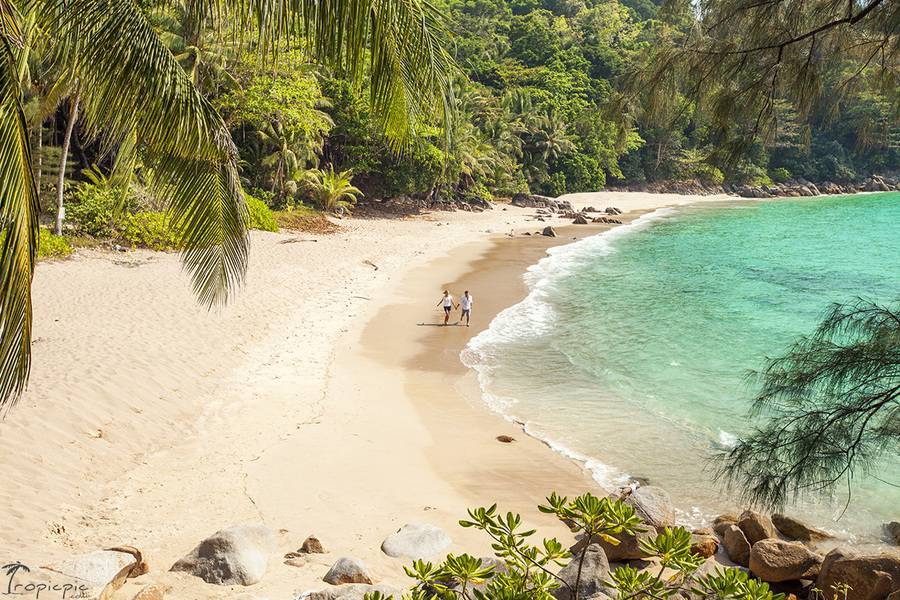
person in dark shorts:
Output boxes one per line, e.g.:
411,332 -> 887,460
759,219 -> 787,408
459,290 -> 473,327
436,290 -> 454,325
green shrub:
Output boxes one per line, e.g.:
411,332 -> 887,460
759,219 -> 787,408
119,212 -> 180,251
770,167 -> 791,182
66,183 -> 120,237
37,229 -> 73,260
371,491 -> 787,600
246,195 -> 279,232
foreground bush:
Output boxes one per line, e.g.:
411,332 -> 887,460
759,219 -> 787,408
67,183 -> 120,237
369,492 -> 786,600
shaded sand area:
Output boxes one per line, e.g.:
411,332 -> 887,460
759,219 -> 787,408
0,192 -> 733,598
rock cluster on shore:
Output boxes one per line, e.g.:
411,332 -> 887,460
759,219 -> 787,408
39,486 -> 900,600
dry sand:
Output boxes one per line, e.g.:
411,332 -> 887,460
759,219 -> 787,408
0,191 -> 732,598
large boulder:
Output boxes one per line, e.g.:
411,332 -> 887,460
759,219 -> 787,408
723,524 -> 751,567
306,584 -> 401,600
572,214 -> 589,225
749,539 -> 823,583
170,525 -> 277,586
626,487 -> 676,530
772,514 -> 831,543
816,548 -> 900,600
553,544 -> 612,600
381,523 -> 451,559
738,510 -> 778,545
323,558 -> 373,585
541,226 -> 557,237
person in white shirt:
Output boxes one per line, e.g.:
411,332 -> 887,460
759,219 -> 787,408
436,290 -> 454,325
459,290 -> 474,327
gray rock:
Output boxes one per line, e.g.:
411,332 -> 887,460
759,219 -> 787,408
553,544 -> 612,600
749,538 -> 823,582
381,523 -> 451,559
305,584 -> 400,600
626,486 -> 676,530
816,547 -> 900,600
723,524 -> 751,567
171,524 -> 277,586
738,510 -> 777,545
43,549 -> 137,588
323,558 -> 373,585
573,214 -> 589,224
541,226 -> 557,237
886,522 -> 900,546
772,514 -> 831,543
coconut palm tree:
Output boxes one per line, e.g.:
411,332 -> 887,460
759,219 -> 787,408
302,165 -> 363,213
0,0 -> 454,412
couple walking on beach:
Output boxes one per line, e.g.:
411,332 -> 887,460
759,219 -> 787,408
437,290 -> 474,326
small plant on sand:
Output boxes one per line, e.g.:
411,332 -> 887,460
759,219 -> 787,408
365,492 -> 786,600
302,165 -> 363,214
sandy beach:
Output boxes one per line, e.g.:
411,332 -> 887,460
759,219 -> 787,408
0,191 -> 735,598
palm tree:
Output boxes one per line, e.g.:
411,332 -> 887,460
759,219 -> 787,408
3,562 -> 30,593
302,165 -> 363,213
0,0 -> 455,412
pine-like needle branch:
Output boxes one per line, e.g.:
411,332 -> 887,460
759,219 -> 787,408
717,298 -> 900,510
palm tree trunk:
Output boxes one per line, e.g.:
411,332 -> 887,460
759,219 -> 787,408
55,91 -> 80,236
36,123 -> 42,194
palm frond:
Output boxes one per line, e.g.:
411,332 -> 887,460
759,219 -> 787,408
0,32 -> 39,413
40,0 -> 249,307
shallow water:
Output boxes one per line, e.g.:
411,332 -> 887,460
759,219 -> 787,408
462,193 -> 900,542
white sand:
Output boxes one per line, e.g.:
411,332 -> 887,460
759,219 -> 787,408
0,192 -> 731,598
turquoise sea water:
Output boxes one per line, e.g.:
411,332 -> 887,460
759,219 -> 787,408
461,193 -> 900,542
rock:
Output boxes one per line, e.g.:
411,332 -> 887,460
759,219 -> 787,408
575,528 -> 655,561
816,548 -> 900,600
306,584 -> 401,600
43,549 -> 141,588
691,534 -> 719,559
541,226 -> 557,237
553,544 -> 612,600
738,510 -> 778,545
496,435 -> 515,443
713,514 -> 739,536
626,486 -> 676,530
323,558 -> 373,585
749,539 -> 823,582
573,214 -> 589,224
605,207 -> 622,215
301,535 -> 327,554
724,524 -> 751,567
170,524 -> 277,586
381,523 -> 451,559
772,514 -> 831,543
133,584 -> 171,600
885,522 -> 900,546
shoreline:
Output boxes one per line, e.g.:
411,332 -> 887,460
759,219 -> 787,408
4,190 -> 831,598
